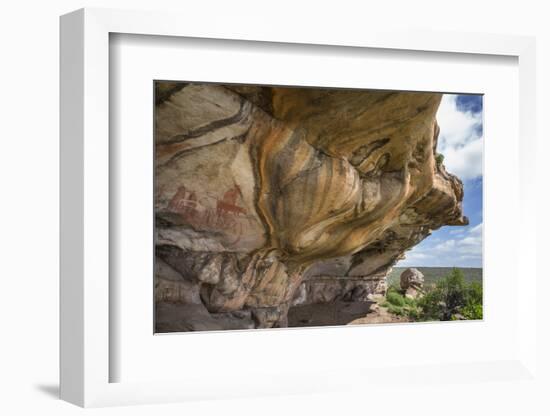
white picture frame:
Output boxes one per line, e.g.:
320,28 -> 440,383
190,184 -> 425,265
60,7 -> 538,408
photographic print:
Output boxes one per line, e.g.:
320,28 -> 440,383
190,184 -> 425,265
154,82 -> 483,332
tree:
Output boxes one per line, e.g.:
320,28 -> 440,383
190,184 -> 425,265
417,268 -> 482,321
460,281 -> 483,319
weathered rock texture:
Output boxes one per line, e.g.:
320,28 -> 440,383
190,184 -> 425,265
154,82 -> 467,331
400,267 -> 425,299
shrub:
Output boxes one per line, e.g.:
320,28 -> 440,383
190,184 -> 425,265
416,268 -> 483,321
387,304 -> 404,316
461,303 -> 483,320
461,281 -> 483,319
381,287 -> 421,319
435,153 -> 445,167
386,289 -> 405,307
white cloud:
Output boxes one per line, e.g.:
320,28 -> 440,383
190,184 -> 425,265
432,223 -> 482,258
396,251 -> 433,267
436,240 -> 456,251
449,228 -> 465,235
436,95 -> 483,180
407,252 -> 430,260
397,222 -> 483,267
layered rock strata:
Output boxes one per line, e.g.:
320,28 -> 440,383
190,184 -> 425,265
154,82 -> 467,331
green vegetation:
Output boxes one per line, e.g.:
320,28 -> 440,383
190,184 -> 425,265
382,268 -> 483,322
460,280 -> 483,320
435,153 -> 445,167
385,289 -> 405,307
381,286 -> 421,318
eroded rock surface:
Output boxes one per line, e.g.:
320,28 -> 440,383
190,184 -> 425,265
400,267 -> 425,299
154,82 -> 467,331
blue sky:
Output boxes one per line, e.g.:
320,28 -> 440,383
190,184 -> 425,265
396,94 -> 483,268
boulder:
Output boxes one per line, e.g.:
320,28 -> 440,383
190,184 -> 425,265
400,268 -> 425,299
400,268 -> 425,291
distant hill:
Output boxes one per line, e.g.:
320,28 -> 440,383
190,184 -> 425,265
387,267 -> 482,288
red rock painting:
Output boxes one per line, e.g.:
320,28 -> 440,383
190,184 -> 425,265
167,184 -> 248,243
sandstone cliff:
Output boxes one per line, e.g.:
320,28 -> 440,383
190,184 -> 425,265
154,82 -> 467,331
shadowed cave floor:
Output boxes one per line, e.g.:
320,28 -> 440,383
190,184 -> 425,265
287,301 -> 376,327
155,300 -> 408,332
287,300 -> 407,327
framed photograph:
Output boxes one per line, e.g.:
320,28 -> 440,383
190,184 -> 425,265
153,81 -> 482,333
60,8 -> 538,408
